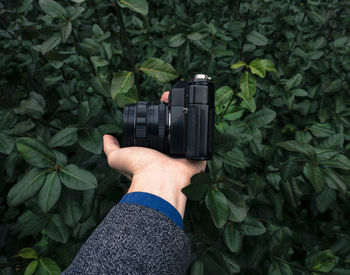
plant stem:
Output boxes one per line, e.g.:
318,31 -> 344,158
109,0 -> 140,92
206,35 -> 215,76
239,10 -> 250,60
218,94 -> 235,122
285,3 -> 307,64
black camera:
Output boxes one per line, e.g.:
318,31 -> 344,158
123,74 -> 214,160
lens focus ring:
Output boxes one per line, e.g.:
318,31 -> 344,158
135,102 -> 147,146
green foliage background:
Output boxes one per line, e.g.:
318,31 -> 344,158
1,0 -> 350,274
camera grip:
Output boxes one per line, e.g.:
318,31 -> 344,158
186,104 -> 214,160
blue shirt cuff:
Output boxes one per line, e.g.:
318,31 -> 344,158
118,192 -> 183,229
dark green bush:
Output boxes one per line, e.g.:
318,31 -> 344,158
1,0 -> 350,274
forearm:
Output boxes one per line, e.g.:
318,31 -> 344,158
63,202 -> 190,275
129,172 -> 190,218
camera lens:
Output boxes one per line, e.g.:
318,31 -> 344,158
123,102 -> 169,152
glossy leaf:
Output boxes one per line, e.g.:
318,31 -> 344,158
59,164 -> 97,190
240,72 -> 256,99
240,216 -> 266,236
16,137 -> 56,168
38,172 -> 61,213
215,86 -> 233,106
110,71 -> 134,99
7,168 -> 47,207
38,257 -> 61,275
117,0 -> 148,15
24,260 -> 38,275
0,133 -> 15,154
46,214 -> 69,243
205,188 -> 229,228
18,248 -> 38,259
39,0 -> 68,20
48,128 -> 78,148
138,57 -> 178,83
78,128 -> 103,154
303,163 -> 325,192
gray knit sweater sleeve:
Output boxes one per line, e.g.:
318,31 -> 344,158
62,203 -> 190,275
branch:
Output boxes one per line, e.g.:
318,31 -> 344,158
205,35 -> 215,75
285,4 -> 307,64
108,0 -> 139,92
239,10 -> 250,60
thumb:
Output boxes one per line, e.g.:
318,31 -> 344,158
103,134 -> 121,157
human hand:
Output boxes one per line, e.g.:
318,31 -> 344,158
103,92 -> 206,217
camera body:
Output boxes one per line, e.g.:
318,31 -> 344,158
123,74 -> 214,160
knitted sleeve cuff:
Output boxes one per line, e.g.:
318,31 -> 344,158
118,192 -> 183,229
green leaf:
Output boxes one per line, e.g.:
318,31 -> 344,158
223,223 -> 242,253
78,101 -> 90,125
249,59 -> 266,78
59,164 -> 97,190
90,56 -> 109,68
78,128 -> 103,154
278,140 -> 316,159
191,259 -> 204,275
46,214 -> 69,243
259,59 -> 276,71
110,71 -> 134,99
39,0 -> 68,20
246,31 -> 268,46
224,190 -> 248,222
38,172 -> 61,213
205,188 -> 229,228
138,57 -> 178,83
24,260 -> 38,275
168,34 -> 186,47
3,119 -> 35,135
18,248 -> 38,259
268,261 -> 292,275
303,163 -> 325,192
48,128 -> 78,148
219,148 -> 248,169
114,84 -> 139,108
182,173 -> 211,201
323,167 -> 347,193
16,137 -> 57,168
239,94 -> 256,113
18,0 -> 33,13
61,21 -> 72,43
41,33 -> 62,55
187,32 -> 207,41
0,133 -> 15,154
231,61 -> 246,69
215,86 -> 233,106
312,250 -> 336,272
286,74 -> 302,90
310,123 -> 334,138
7,168 -> 47,207
315,187 -> 336,213
117,0 -> 148,15
320,154 -> 350,170
223,110 -> 244,121
244,108 -> 276,128
18,210 -> 48,238
59,189 -> 83,227
240,72 -> 256,99
38,257 -> 61,275
239,216 -> 266,236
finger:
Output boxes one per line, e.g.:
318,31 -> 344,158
103,134 -> 120,157
161,91 -> 169,103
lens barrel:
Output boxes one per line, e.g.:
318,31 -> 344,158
123,102 -> 169,152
